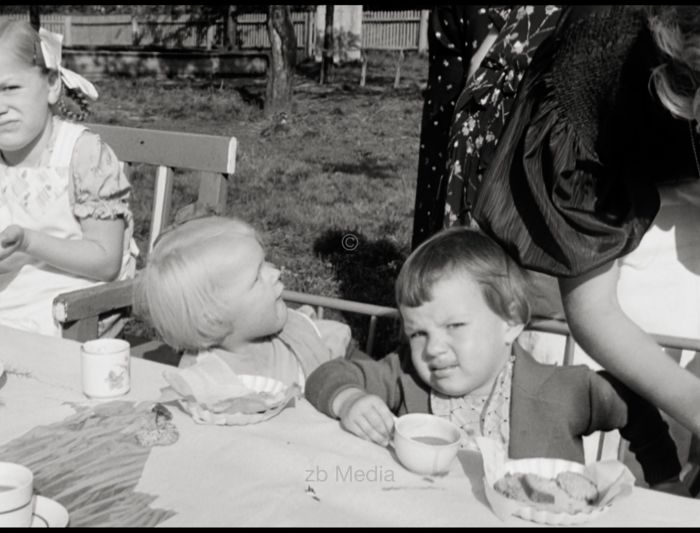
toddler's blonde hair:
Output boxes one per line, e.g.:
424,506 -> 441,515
137,216 -> 259,352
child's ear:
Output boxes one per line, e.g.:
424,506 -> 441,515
47,71 -> 61,106
503,300 -> 524,345
504,320 -> 524,346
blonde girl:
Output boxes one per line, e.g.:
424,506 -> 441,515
137,216 -> 349,390
0,20 -> 137,337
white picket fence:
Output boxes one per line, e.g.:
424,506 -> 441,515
362,10 -> 426,51
0,10 -> 428,53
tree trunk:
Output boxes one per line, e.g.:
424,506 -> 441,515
320,5 -> 334,84
29,5 -> 41,30
265,5 -> 297,118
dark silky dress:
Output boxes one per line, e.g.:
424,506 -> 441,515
455,6 -> 699,277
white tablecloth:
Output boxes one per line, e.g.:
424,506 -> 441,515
1,325 -> 699,527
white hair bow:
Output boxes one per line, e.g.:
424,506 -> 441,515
38,28 -> 98,101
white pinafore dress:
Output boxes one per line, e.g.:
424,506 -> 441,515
0,120 -> 134,337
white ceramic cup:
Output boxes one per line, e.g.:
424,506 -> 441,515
393,413 -> 462,475
81,339 -> 131,399
0,462 -> 34,527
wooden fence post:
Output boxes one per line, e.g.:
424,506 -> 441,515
131,16 -> 139,45
63,16 -> 72,45
418,10 -> 429,54
359,52 -> 368,87
305,10 -> 315,58
206,24 -> 216,50
393,49 -> 404,89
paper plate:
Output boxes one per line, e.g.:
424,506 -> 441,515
476,437 -> 635,526
490,458 -> 605,525
238,374 -> 287,396
484,457 -> 634,526
177,375 -> 301,426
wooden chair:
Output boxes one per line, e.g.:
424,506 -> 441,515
52,123 -> 236,341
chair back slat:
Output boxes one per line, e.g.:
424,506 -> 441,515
84,123 -> 236,252
86,123 -> 236,173
149,165 -> 174,252
197,170 -> 230,216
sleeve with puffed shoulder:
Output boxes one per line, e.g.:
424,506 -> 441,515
69,130 -> 133,222
472,6 -> 661,278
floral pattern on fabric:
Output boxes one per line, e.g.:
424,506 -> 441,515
70,130 -> 133,225
441,5 -> 562,228
0,117 -> 134,229
412,5 -> 509,249
0,167 -> 68,218
430,354 -> 515,452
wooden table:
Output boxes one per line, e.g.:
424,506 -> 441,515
1,325 -> 699,527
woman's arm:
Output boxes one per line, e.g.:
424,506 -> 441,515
559,260 -> 700,437
0,218 -> 125,281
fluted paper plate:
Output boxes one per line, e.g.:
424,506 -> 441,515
476,437 -> 635,526
486,458 -> 606,525
177,375 -> 300,426
238,374 -> 287,396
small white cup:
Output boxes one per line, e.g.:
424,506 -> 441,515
81,339 -> 131,399
393,413 -> 462,475
0,462 -> 34,527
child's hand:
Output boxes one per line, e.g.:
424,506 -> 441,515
333,388 -> 395,447
0,225 -> 25,259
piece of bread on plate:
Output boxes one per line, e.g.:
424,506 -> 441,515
494,471 -> 598,514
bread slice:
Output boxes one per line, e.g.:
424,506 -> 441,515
556,471 -> 599,504
494,471 -> 597,514
520,473 -> 558,504
494,473 -> 528,502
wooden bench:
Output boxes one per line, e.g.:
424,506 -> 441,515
52,123 -> 236,341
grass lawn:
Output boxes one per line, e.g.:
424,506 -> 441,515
88,50 -> 428,355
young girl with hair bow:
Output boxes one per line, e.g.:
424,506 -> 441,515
0,20 -> 137,337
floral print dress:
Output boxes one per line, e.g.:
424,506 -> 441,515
443,5 -> 562,230
412,5 -> 562,248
